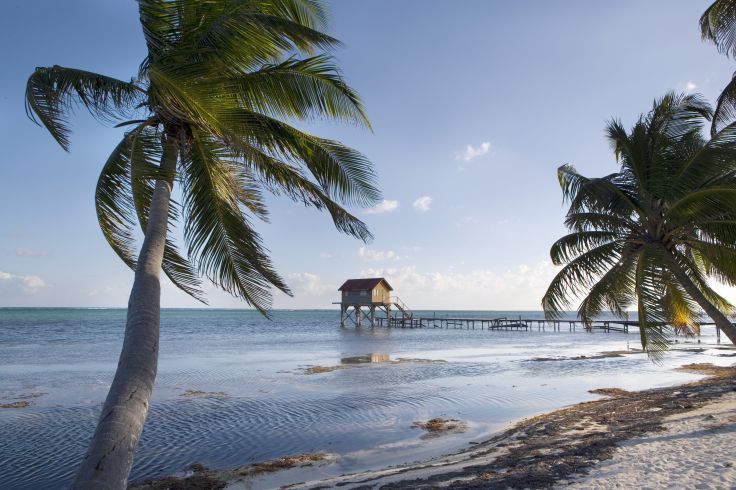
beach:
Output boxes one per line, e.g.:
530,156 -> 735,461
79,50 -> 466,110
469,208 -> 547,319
1,308 -> 733,489
131,364 -> 736,489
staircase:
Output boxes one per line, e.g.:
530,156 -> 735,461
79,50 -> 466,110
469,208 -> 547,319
391,296 -> 412,319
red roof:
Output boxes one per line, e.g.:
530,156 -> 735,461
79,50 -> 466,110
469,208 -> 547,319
338,277 -> 393,291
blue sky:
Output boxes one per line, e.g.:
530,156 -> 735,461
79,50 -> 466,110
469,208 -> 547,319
0,0 -> 733,309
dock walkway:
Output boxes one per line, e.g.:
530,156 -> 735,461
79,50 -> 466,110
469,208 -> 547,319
375,316 -> 632,333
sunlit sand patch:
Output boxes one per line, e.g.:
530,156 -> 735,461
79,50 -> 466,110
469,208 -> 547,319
341,353 -> 390,363
299,353 -> 445,375
179,389 -> 229,398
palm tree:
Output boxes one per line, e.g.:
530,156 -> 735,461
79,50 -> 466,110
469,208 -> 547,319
701,0 -> 736,134
25,1 -> 379,488
542,93 -> 736,354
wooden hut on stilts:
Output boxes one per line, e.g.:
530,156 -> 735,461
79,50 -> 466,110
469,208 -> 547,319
336,278 -> 411,327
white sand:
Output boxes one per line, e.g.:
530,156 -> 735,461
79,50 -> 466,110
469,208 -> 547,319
558,392 -> 736,490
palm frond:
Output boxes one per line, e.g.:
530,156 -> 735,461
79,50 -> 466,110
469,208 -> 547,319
712,73 -> 736,135
673,121 -> 736,186
564,212 -> 637,234
181,130 -> 291,313
634,248 -> 672,359
128,126 -> 205,302
673,250 -> 734,314
549,231 -> 619,265
648,92 -> 712,142
233,143 -> 373,241
25,65 -> 143,150
577,247 -> 638,324
542,241 -> 623,318
95,133 -> 140,271
213,109 -> 380,207
701,0 -> 736,58
228,54 -> 370,127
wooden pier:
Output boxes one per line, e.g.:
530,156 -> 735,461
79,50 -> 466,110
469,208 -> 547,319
333,278 -> 727,341
374,316 -> 633,333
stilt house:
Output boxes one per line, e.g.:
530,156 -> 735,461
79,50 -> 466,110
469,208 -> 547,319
337,277 -> 411,327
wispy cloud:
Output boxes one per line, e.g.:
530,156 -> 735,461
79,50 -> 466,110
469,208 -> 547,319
412,196 -> 432,212
457,141 -> 491,162
359,247 -> 399,262
319,252 -> 332,259
15,248 -> 47,257
0,270 -> 47,294
365,199 -> 399,214
685,81 -> 697,93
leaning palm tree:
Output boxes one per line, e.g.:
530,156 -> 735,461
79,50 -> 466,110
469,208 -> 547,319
25,1 -> 379,488
701,0 -> 736,133
542,92 -> 736,354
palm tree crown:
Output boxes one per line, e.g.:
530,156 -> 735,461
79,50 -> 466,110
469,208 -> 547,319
701,0 -> 736,133
26,0 -> 379,312
543,93 -> 736,353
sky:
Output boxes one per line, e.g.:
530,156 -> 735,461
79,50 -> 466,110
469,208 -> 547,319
1,0 -> 734,310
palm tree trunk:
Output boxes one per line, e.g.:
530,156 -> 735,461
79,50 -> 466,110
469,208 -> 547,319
72,135 -> 178,490
667,254 -> 736,345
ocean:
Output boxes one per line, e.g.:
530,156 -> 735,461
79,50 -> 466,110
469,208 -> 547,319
0,308 -> 729,489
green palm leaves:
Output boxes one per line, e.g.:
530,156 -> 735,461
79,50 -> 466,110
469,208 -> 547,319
543,93 -> 736,354
701,1 -> 736,133
25,0 -> 379,312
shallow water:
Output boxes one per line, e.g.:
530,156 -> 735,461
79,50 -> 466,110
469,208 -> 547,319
0,308 -> 731,489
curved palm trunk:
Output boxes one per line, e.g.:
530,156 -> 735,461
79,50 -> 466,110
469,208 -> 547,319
667,255 -> 736,345
72,137 -> 178,489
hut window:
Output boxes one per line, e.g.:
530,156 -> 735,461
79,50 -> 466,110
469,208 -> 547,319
360,290 -> 367,296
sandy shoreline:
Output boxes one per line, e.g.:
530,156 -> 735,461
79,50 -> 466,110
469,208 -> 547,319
132,362 -> 736,489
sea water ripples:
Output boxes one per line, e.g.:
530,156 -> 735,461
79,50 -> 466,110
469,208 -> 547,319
1,384 -> 483,488
0,308 -> 716,489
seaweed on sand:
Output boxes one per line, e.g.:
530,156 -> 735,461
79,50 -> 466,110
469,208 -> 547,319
130,453 -> 333,489
588,388 -> 629,397
0,401 -> 31,409
412,418 -> 468,434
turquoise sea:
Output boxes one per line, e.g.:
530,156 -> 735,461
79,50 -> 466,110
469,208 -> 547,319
0,308 -> 730,489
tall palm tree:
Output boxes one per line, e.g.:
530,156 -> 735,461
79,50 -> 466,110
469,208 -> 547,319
701,0 -> 736,134
542,93 -> 736,354
25,1 -> 379,488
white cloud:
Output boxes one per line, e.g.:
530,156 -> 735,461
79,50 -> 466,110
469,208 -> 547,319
319,252 -> 332,259
365,199 -> 399,214
685,81 -> 697,92
15,248 -> 47,257
269,272 -> 336,308
412,196 -> 432,212
359,261 -> 561,310
358,247 -> 399,262
287,272 -> 331,296
457,141 -> 491,162
0,270 -> 47,294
